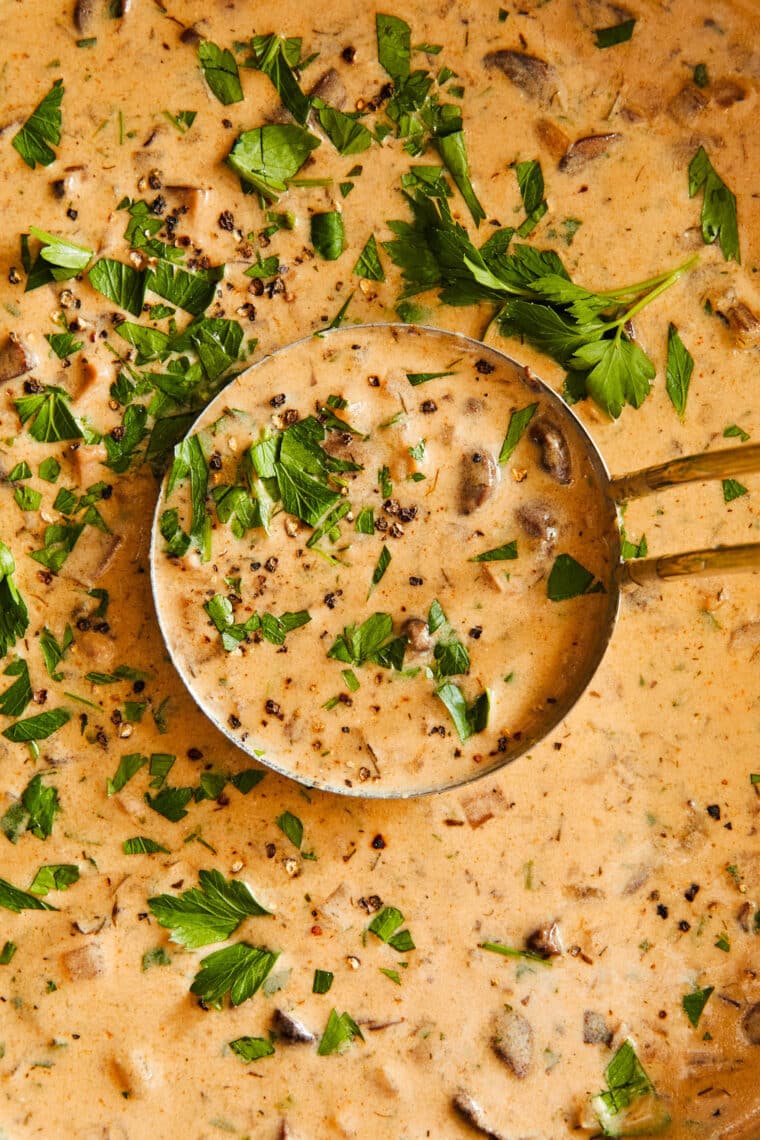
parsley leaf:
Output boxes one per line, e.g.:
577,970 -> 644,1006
311,211 -> 345,261
436,131 -> 485,227
547,553 -> 605,600
376,13 -> 411,84
592,1040 -> 664,1132
28,864 -> 79,896
15,385 -> 82,442
276,811 -> 303,849
27,226 -> 92,283
514,159 -> 548,237
317,105 -> 373,156
327,613 -> 407,670
248,34 -> 311,125
2,708 -> 70,744
0,542 -> 29,662
682,986 -> 714,1028
353,234 -> 385,281
0,877 -> 56,913
45,332 -> 83,359
169,434 -> 210,558
571,335 -> 655,420
724,423 -> 750,442
479,941 -> 553,965
406,369 -> 456,386
229,1036 -> 275,1061
368,905 -> 415,951
190,941 -> 279,1007
145,785 -> 194,822
665,323 -> 694,419
104,404 -> 149,473
688,146 -> 740,263
433,637 -> 470,678
107,752 -> 147,795
198,40 -> 243,105
0,660 -> 33,718
123,836 -> 170,855
471,540 -> 518,562
88,258 -> 146,316
148,868 -> 270,948
722,478 -> 748,503
12,79 -> 64,169
1,773 -> 60,841
227,125 -> 320,202
369,544 -> 391,592
435,681 -> 489,742
313,969 -> 334,994
29,522 -> 84,573
317,1008 -> 364,1055
145,260 -> 223,317
498,403 -> 538,463
39,625 -> 73,681
593,19 -> 636,48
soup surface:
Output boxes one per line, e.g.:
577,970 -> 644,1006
153,326 -> 617,795
0,1 -> 759,1138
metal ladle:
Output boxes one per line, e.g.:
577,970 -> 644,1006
150,325 -> 760,798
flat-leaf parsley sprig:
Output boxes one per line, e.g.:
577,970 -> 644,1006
384,192 -> 697,418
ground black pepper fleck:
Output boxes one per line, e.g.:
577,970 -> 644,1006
706,804 -> 721,820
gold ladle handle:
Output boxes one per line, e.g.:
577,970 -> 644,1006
618,543 -> 760,586
609,442 -> 760,501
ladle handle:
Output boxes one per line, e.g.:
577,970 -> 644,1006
618,542 -> 760,586
610,443 -> 760,501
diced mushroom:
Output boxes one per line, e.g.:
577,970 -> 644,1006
712,77 -> 748,108
459,448 -> 498,514
667,84 -> 709,124
526,921 -> 563,958
59,530 -> 123,587
309,68 -> 348,110
452,1090 -> 509,1140
63,942 -> 106,980
272,1008 -> 315,1044
559,134 -> 621,175
73,0 -> 95,33
110,1050 -> 160,1097
583,1010 -> 613,1046
460,786 -> 508,829
403,618 -> 432,654
0,333 -> 36,384
528,418 -> 571,484
515,501 -> 557,545
491,1009 -> 533,1078
742,1002 -> 760,1045
729,620 -> 760,661
483,50 -> 558,102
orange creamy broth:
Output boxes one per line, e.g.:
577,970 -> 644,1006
0,1 -> 758,1138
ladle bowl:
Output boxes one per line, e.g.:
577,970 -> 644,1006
150,324 -> 760,798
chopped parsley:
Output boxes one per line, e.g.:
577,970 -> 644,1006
317,105 -> 373,157
88,257 -> 146,315
247,33 -> 311,125
198,41 -> 243,105
722,478 -> 748,503
665,323 -> 694,419
12,79 -> 63,169
2,708 -> 70,744
593,19 -> 636,48
327,613 -> 407,670
368,906 -> 415,951
514,159 -> 547,237
275,811 -> 303,850
479,941 -> 552,966
0,877 -> 57,913
15,385 -> 82,443
189,942 -> 279,1008
123,836 -> 170,855
148,868 -> 270,948
1,773 -> 60,842
317,1008 -> 364,1055
313,969 -> 334,994
682,985 -> 714,1028
353,234 -> 385,280
229,1036 -> 275,1062
0,543 -> 29,662
369,544 -> 392,592
227,125 -> 320,202
547,554 -> 605,601
28,864 -> 79,896
311,211 -> 345,261
688,146 -> 740,263
471,539 -> 518,562
0,660 -> 33,718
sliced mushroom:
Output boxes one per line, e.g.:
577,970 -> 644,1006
526,921 -> 563,958
722,302 -> 760,349
483,50 -> 558,102
742,1002 -> 760,1045
403,618 -> 432,654
528,418 -> 571,484
309,68 -> 348,110
63,942 -> 106,980
534,117 -> 571,162
0,333 -> 36,384
559,134 -> 621,175
583,1010 -> 613,1046
667,84 -> 709,124
491,1008 -> 533,1078
459,448 -> 498,514
452,1090 -> 509,1140
73,0 -> 95,33
515,501 -> 558,547
272,1008 -> 315,1044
